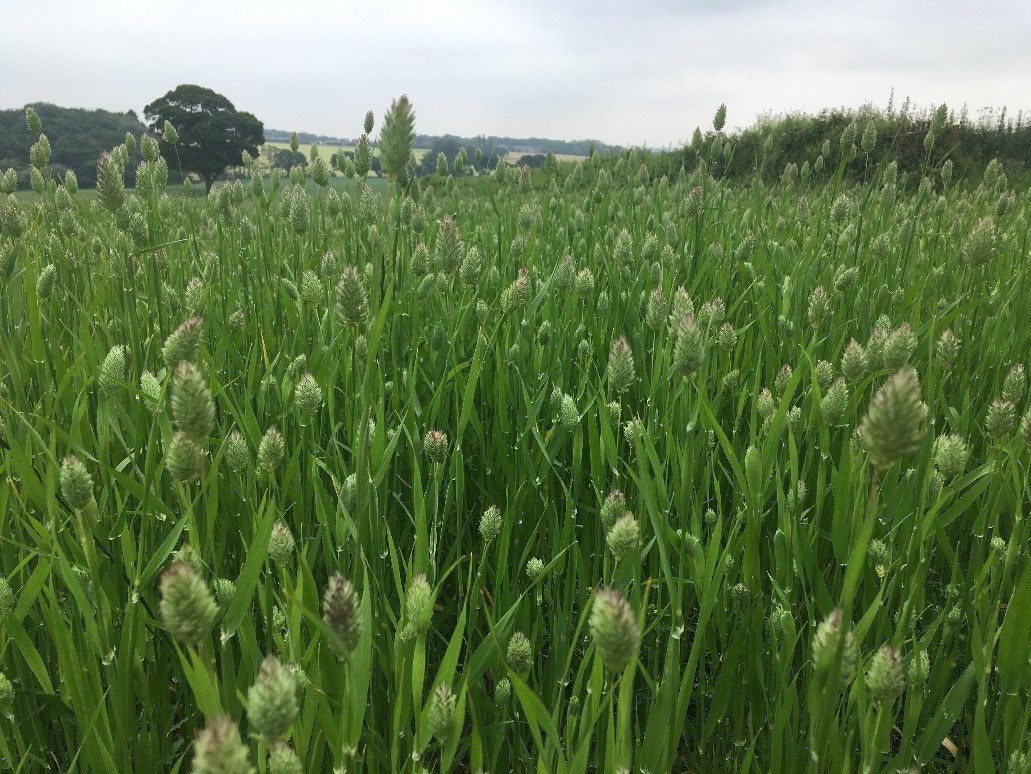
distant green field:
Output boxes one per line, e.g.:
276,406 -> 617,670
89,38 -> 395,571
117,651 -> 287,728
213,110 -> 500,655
264,141 -> 430,165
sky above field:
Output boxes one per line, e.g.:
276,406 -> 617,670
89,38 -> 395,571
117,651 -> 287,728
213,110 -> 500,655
2,0 -> 1028,147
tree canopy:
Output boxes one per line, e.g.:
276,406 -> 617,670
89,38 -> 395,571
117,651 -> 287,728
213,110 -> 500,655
0,103 -> 147,189
144,85 -> 263,192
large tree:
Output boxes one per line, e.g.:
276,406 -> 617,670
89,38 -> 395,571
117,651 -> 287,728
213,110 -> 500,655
144,84 -> 263,192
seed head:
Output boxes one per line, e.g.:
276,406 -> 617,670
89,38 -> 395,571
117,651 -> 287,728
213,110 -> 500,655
935,328 -> 960,366
558,393 -> 579,429
866,643 -> 905,702
607,337 -> 635,394
811,608 -> 856,689
36,264 -> 57,299
525,557 -> 545,581
775,364 -> 793,396
322,572 -> 361,660
607,514 -> 640,561
673,315 -> 705,376
406,574 -> 433,633
162,317 -> 203,370
859,367 -> 926,468
335,266 -> 368,327
717,322 -> 737,353
428,682 -> 456,741
267,743 -> 302,774
172,362 -> 215,442
985,399 -> 1016,439
1003,363 -> 1026,406
166,432 -> 201,482
257,427 -> 285,477
293,373 -> 323,416
883,324 -> 917,372
479,505 -> 502,544
247,655 -> 298,742
213,578 -> 236,610
435,215 -> 463,275
423,429 -> 449,465
590,588 -> 640,673
495,677 -> 511,705
99,345 -> 127,398
0,577 -> 14,619
267,522 -> 295,565
506,631 -> 533,674
225,430 -> 250,474
907,650 -> 930,688
841,339 -> 867,384
820,378 -> 850,426
191,716 -> 254,774
600,489 -> 627,531
60,456 -> 95,511
159,560 -> 218,646
963,216 -> 997,267
932,434 -> 970,479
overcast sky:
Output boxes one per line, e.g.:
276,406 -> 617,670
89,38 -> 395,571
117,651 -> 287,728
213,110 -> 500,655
2,0 -> 1029,147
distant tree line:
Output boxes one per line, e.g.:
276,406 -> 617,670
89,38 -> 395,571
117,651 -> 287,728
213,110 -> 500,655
0,103 -> 149,189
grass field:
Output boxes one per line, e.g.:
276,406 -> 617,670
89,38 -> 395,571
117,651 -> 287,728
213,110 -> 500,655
0,111 -> 1030,772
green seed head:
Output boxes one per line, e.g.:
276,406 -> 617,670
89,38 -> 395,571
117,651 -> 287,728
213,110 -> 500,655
191,716 -> 254,774
335,266 -> 368,327
507,631 -> 533,674
225,430 -> 250,474
607,336 -> 635,394
1020,408 -> 1031,446
936,327 -> 956,366
866,643 -> 905,702
859,367 -> 926,469
428,682 -> 456,741
907,650 -> 930,688
0,577 -> 14,619
162,316 -> 203,370
267,521 -> 295,565
166,431 -> 201,482
963,216 -> 997,267
406,574 -> 433,633
36,263 -> 57,299
479,505 -> 502,544
820,378 -> 850,426
985,399 -> 1016,439
213,578 -> 236,610
322,572 -> 361,660
60,455 -> 95,511
267,743 -> 303,774
775,364 -> 793,396
1003,363 -> 1026,405
717,322 -> 737,353
756,388 -> 776,422
423,429 -> 449,465
293,373 -> 323,416
600,489 -> 627,531
673,315 -> 705,376
883,324 -> 917,372
255,426 -> 285,479
558,393 -> 579,429
607,514 -> 640,561
247,655 -> 298,742
590,588 -> 640,673
159,560 -> 218,646
25,106 -> 42,134
811,608 -> 856,689
841,339 -> 867,384
495,676 -> 511,706
525,557 -> 545,581
435,215 -> 463,275
172,361 -> 215,442
932,434 -> 970,479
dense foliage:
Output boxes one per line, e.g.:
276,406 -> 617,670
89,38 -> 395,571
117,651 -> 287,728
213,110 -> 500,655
0,105 -> 1030,772
655,101 -> 1031,186
144,85 -> 264,193
0,103 -> 147,189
